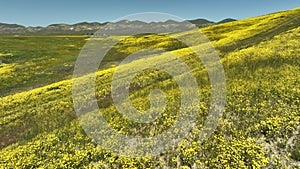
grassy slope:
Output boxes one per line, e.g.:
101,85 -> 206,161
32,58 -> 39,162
0,8 -> 300,168
0,36 -> 86,96
0,35 -> 189,97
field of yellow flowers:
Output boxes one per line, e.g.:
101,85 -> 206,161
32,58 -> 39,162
0,8 -> 300,168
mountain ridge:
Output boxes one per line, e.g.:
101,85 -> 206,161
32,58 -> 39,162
0,18 -> 236,35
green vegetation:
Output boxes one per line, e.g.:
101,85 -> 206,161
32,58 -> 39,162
0,8 -> 300,168
0,34 -> 189,97
0,36 -> 85,96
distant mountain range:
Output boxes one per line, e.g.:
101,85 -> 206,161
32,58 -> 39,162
0,18 -> 236,35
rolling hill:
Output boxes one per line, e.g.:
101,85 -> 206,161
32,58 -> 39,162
0,7 -> 300,168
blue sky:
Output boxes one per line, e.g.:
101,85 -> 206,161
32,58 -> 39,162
0,0 -> 299,26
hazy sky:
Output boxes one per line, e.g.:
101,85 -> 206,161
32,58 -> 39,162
0,0 -> 299,26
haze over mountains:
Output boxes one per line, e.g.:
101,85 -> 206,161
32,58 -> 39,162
0,18 -> 236,35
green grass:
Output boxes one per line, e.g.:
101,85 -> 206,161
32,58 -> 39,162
0,36 -> 86,96
0,7 -> 300,168
0,34 -> 189,97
